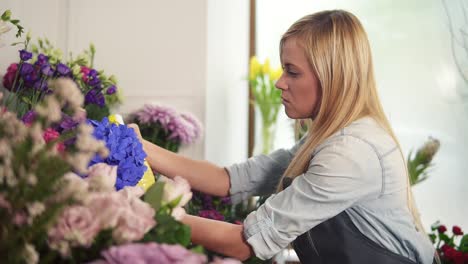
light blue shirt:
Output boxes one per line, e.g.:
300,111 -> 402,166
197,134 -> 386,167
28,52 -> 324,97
227,117 -> 434,263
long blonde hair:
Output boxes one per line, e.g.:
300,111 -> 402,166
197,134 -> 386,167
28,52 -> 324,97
277,10 -> 429,241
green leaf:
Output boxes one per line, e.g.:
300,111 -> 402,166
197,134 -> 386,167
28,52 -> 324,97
144,181 -> 165,212
1,10 -> 11,21
460,234 -> 468,253
84,104 -> 110,121
10,19 -> 19,25
174,224 -> 191,247
439,233 -> 450,243
429,234 -> 437,243
167,195 -> 182,208
190,245 -> 205,254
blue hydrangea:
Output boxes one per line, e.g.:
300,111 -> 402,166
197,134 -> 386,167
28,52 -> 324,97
88,117 -> 147,190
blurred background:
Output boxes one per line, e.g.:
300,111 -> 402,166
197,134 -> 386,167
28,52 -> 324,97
1,0 -> 467,235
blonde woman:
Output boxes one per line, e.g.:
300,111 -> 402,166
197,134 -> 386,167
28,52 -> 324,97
130,10 -> 436,264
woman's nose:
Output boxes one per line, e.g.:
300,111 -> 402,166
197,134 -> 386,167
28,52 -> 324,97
275,74 -> 287,90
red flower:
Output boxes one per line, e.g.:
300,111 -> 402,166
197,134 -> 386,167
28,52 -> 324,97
438,225 -> 447,233
441,244 -> 452,254
80,66 -> 91,82
43,128 -> 65,153
452,226 -> 463,236
2,63 -> 18,91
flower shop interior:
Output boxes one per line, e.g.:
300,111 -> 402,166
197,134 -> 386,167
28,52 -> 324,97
1,0 -> 467,263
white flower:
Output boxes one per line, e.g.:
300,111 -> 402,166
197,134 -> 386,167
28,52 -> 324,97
171,207 -> 186,221
35,96 -> 61,123
161,176 -> 192,207
0,21 -> 11,35
52,78 -> 84,108
23,243 -> 39,264
27,201 -> 45,218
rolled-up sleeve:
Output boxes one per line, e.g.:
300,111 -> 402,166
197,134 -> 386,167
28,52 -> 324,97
243,135 -> 383,260
226,136 -> 306,204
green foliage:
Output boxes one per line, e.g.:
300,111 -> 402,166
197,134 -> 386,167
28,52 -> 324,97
407,137 -> 440,186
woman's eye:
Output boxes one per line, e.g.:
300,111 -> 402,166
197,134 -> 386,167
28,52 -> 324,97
287,70 -> 298,76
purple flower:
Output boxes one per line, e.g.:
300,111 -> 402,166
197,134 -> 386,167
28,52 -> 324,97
20,63 -> 34,76
88,77 -> 101,88
41,64 -> 54,76
221,196 -> 231,205
89,69 -> 98,78
106,85 -> 117,95
33,80 -> 47,91
19,49 -> 32,61
130,104 -> 203,146
85,89 -> 106,107
96,243 -> 207,264
56,63 -> 71,76
36,54 -> 49,66
59,114 -> 79,131
167,116 -> 197,145
20,63 -> 39,86
21,110 -> 37,125
199,209 -> 225,221
135,104 -> 177,126
88,118 -> 147,190
181,112 -> 202,139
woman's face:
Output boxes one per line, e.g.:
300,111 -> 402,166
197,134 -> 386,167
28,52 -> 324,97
276,37 -> 321,119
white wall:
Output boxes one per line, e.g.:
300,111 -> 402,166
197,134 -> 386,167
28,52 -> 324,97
0,0 -> 208,159
205,0 -> 249,166
256,0 -> 468,229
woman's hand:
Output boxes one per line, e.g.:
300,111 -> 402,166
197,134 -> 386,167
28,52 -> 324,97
128,123 -> 143,142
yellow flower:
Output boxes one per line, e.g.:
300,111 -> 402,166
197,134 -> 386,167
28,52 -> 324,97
249,56 -> 261,81
262,58 -> 271,76
269,67 -> 283,81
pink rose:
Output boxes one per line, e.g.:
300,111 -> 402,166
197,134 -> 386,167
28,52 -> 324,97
2,63 -> 18,91
48,205 -> 100,249
112,197 -> 156,243
87,163 -> 118,192
97,243 -> 206,264
87,192 -> 125,229
86,187 -> 156,244
119,186 -> 145,200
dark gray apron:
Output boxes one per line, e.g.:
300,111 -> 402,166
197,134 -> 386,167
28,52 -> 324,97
281,178 -> 430,264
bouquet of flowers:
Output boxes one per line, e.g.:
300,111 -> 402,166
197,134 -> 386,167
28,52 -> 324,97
127,104 -> 202,153
0,78 -> 108,263
0,78 -> 240,264
2,35 -> 122,120
429,222 -> 468,263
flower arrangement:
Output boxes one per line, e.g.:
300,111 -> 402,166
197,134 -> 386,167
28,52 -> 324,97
249,56 -> 282,155
2,35 -> 122,120
408,137 -> 440,186
0,78 -> 108,263
429,222 -> 468,263
0,77 -> 240,264
127,104 -> 202,153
